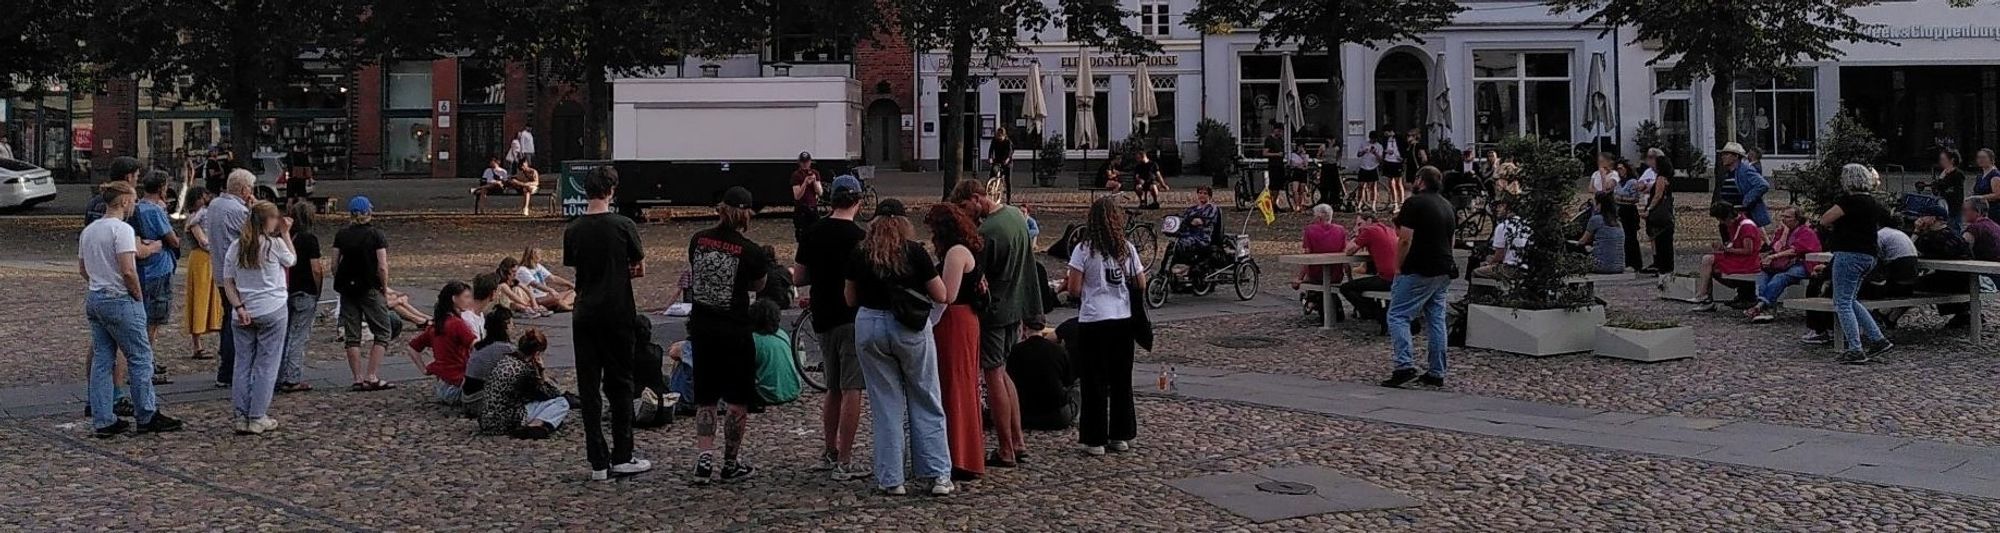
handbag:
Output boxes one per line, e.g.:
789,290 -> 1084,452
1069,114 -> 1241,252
891,287 -> 935,331
1126,262 -> 1154,351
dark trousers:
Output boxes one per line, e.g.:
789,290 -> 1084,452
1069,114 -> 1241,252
574,320 -> 637,470
1647,210 -> 1676,272
217,302 -> 235,384
1338,275 -> 1392,320
1917,272 -> 1972,317
1618,204 -> 1642,270
1075,318 -> 1136,447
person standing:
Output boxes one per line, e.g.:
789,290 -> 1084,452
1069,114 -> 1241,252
331,196 -> 396,391
1066,196 -> 1146,457
685,186 -> 771,485
1820,164 -> 1896,364
1935,149 -> 1967,232
0,132 -> 13,161
86,156 -> 144,223
205,170 -> 254,388
846,198 -> 953,496
1353,132 -> 1383,211
793,176 -> 870,481
278,202 -> 323,393
184,188 -> 225,360
80,182 -> 184,437
563,166 -> 653,480
1262,124 -> 1286,193
1718,142 -> 1771,228
220,201 -> 296,435
1974,149 -> 2000,220
1588,152 -> 1621,194
1381,167 -> 1455,388
1381,129 -> 1406,205
948,179 -> 1037,466
791,152 -> 823,244
924,202 -> 988,480
135,172 -> 182,368
1638,149 -> 1678,274
515,126 -> 537,172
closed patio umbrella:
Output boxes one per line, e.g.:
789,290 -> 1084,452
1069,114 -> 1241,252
1073,46 -> 1098,150
1278,54 -> 1305,149
1132,60 -> 1158,134
1433,54 -> 1453,144
1583,52 -> 1616,153
1025,61 -> 1048,135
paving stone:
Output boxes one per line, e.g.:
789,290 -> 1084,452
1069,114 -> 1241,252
1169,466 -> 1419,523
1580,412 -> 1653,425
1511,427 -> 1720,458
1838,464 -> 2000,500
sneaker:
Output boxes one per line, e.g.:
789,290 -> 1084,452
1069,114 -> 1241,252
611,459 -> 654,476
1800,331 -> 1830,345
1379,368 -> 1419,388
1864,340 -> 1897,358
881,485 -> 907,496
930,477 -> 957,496
692,453 -> 716,485
719,461 -> 754,483
1108,440 -> 1131,453
232,417 -> 249,435
113,398 -> 135,417
831,462 -> 872,481
590,469 -> 609,481
93,419 -> 129,439
240,417 -> 278,435
1416,374 -> 1446,388
1082,445 -> 1106,456
1689,300 -> 1717,312
1750,312 -> 1776,324
814,449 -> 839,472
1837,351 -> 1872,365
136,413 -> 184,434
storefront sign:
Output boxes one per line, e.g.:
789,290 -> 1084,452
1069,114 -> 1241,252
1060,56 -> 1178,68
1865,25 -> 2000,41
901,114 -> 915,131
72,128 -> 94,152
560,160 -> 611,218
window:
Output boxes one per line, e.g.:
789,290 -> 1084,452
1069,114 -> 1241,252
1139,1 -> 1170,37
385,117 -> 433,174
1652,69 -> 1694,156
1238,54 -> 1333,142
1733,68 -> 1817,155
996,77 -> 1044,151
1473,51 -> 1572,148
386,61 -> 432,110
1066,76 -> 1110,148
769,17 -> 854,63
1146,76 -> 1177,142
460,59 -> 506,106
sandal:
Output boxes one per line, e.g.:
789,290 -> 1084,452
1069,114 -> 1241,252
190,349 -> 212,360
278,382 -> 314,393
367,380 -> 397,391
350,382 -> 369,392
985,451 -> 1018,468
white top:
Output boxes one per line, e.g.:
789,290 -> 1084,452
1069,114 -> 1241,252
1877,228 -> 1917,261
516,130 -> 536,153
80,218 -> 137,296
515,264 -> 552,298
482,167 -> 510,184
222,238 -> 298,318
1491,217 -> 1531,267
1589,170 -> 1621,193
1356,144 -> 1381,170
1382,138 -> 1403,164
1284,152 -> 1310,169
461,309 -> 486,342
1067,241 -> 1144,323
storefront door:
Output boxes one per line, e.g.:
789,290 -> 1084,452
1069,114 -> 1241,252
459,114 -> 506,178
1374,51 -> 1430,138
1841,65 -> 1998,169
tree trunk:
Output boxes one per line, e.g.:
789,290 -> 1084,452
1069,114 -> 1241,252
1709,71 -> 1735,194
942,32 -> 972,199
1325,32 -> 1345,149
583,55 -> 609,160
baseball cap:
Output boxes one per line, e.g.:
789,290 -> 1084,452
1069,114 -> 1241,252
109,156 -> 144,180
798,151 -> 813,162
721,186 -> 754,209
347,195 -> 374,214
1905,202 -> 1949,220
874,198 -> 907,218
830,175 -> 862,196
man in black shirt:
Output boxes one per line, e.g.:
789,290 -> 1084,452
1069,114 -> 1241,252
1383,166 -> 1456,389
1011,319 -> 1076,431
793,175 -> 870,480
686,186 -> 770,485
330,196 -> 395,390
562,165 -> 651,480
1262,124 -> 1285,192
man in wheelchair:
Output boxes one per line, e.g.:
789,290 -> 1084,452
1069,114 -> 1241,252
1167,187 -> 1231,278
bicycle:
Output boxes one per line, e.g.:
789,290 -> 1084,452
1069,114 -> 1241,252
788,307 -> 828,392
1145,215 -> 1260,308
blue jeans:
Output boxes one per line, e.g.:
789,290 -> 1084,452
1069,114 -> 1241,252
1756,264 -> 1809,306
281,292 -> 317,384
853,307 -> 950,489
86,290 -> 159,429
1387,274 -> 1452,377
1831,252 -> 1886,350
230,309 -> 289,419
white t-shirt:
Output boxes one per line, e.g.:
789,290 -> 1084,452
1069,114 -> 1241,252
80,218 -> 138,296
1491,217 -> 1531,267
516,130 -> 536,153
461,309 -> 486,342
1067,241 -> 1144,323
515,264 -> 552,298
1357,144 -> 1381,170
222,238 -> 298,318
1382,138 -> 1403,164
482,167 -> 510,184
1589,170 -> 1621,193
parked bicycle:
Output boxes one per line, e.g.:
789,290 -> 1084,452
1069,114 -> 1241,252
787,307 -> 829,392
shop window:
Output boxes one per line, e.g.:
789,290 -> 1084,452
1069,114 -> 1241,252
1237,53 -> 1332,141
1473,51 -> 1572,148
1652,68 -> 1695,158
1139,1 -> 1170,37
385,117 -> 433,174
1733,68 -> 1818,156
386,61 -> 433,110
460,59 -> 506,106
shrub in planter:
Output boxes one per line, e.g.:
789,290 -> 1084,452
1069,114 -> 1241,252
1195,118 -> 1238,182
1595,318 -> 1694,362
1035,135 -> 1066,186
1779,107 -> 1886,214
1467,136 -> 1603,356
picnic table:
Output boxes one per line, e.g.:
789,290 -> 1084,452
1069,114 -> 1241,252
1279,253 -> 1367,329
1804,252 -> 1999,346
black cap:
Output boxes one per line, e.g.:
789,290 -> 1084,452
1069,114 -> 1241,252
874,198 -> 907,218
110,156 -> 144,180
721,186 -> 754,209
798,151 -> 813,162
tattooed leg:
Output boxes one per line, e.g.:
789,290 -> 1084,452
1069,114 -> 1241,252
695,403 -> 718,451
723,403 -> 749,462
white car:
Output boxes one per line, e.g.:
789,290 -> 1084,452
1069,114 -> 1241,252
0,158 -> 58,210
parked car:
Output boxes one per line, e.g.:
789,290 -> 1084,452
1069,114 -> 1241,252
0,158 -> 58,210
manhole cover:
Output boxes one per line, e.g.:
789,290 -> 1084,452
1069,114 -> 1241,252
1208,335 -> 1283,349
1256,481 -> 1317,495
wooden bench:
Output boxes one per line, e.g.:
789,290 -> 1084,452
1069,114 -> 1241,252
472,184 -> 558,215
1787,293 -> 1974,350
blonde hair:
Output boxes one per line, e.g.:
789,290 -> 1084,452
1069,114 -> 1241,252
237,201 -> 282,269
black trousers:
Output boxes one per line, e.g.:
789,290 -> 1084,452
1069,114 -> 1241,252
1617,204 -> 1642,270
1646,208 -> 1676,272
574,320 -> 637,470
1338,275 -> 1392,320
1075,318 -> 1136,447
217,303 -> 234,384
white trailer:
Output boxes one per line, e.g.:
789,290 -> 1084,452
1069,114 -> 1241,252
609,77 -> 861,207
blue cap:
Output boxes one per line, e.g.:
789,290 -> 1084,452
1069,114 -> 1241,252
347,195 -> 374,214
1905,202 -> 1948,219
830,175 -> 862,195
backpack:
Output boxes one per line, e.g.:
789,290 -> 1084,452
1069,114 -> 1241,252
752,331 -> 801,406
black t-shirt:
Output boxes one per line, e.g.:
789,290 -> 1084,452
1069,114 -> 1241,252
331,223 -> 388,296
846,241 -> 938,311
1007,335 -> 1073,418
287,233 -> 322,295
796,217 -> 867,332
1263,135 -> 1285,166
1133,160 -> 1159,183
687,226 -> 771,327
564,213 -> 645,323
1827,193 -> 1884,255
1394,192 -> 1457,277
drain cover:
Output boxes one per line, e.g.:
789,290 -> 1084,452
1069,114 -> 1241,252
1208,335 -> 1284,349
1255,481 -> 1317,496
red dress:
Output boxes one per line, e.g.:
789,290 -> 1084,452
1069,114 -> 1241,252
935,278 -> 986,479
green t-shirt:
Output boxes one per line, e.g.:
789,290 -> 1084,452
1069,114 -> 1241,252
753,330 -> 799,406
977,205 -> 1043,326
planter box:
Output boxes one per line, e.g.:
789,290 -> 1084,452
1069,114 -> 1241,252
1466,304 -> 1606,357
1656,274 -> 1703,302
1595,326 -> 1695,362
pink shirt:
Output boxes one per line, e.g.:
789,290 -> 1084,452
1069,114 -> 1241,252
1353,223 -> 1399,280
1301,222 -> 1348,283
1776,224 -> 1822,271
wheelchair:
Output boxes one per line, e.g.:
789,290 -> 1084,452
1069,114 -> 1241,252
1145,213 -> 1260,308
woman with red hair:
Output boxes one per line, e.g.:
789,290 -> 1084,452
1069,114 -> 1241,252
923,202 -> 988,480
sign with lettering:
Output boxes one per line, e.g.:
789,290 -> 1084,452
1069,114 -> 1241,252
1865,25 -> 2000,41
1059,55 -> 1178,68
560,160 -> 611,218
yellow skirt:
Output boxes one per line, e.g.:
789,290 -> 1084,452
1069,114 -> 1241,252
185,248 -> 225,336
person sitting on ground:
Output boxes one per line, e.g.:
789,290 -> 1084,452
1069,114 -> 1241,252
461,308 -> 517,417
500,257 -> 570,313
1575,192 -> 1627,274
1337,212 -> 1398,320
473,157 -> 541,215
482,268 -> 549,319
1009,319 -> 1076,432
479,329 -> 569,439
1908,203 -> 1976,328
1098,152 -> 1125,193
1472,196 -> 1530,280
407,280 -> 478,404
1132,150 -> 1167,209
1690,203 -> 1765,312
514,247 -> 577,309
1021,205 -> 1042,249
1172,187 -> 1221,273
1745,207 -> 1823,322
1293,204 -> 1348,314
748,299 -> 798,408
385,288 -> 431,333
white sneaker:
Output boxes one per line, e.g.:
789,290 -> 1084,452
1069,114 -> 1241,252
241,417 -> 278,435
831,462 -> 872,481
1689,301 -> 1717,312
1108,440 -> 1131,452
881,485 -> 907,496
1083,445 -> 1106,456
1800,331 -> 1831,345
610,459 -> 654,475
520,207 -> 532,217
930,477 -> 957,496
590,469 -> 609,481
1750,312 -> 1776,323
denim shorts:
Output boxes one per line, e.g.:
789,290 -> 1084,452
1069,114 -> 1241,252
142,276 -> 174,326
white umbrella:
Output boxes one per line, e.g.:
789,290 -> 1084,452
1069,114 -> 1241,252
1583,52 -> 1616,150
1132,60 -> 1158,134
1432,54 -> 1453,143
1073,46 -> 1098,149
1024,61 -> 1048,134
1278,54 -> 1305,150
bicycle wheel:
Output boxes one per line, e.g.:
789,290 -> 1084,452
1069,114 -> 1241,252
1233,259 -> 1261,301
1145,268 -> 1171,308
1454,211 -> 1493,248
1234,177 -> 1254,210
789,309 -> 827,392
1128,223 -> 1157,262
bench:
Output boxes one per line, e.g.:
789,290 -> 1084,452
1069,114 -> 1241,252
1786,293 -> 1974,350
472,183 -> 557,215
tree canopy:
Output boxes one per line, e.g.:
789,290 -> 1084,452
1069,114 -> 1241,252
2,0 -> 91,97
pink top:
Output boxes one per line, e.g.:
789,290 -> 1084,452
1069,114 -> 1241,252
1301,222 -> 1348,284
1775,224 -> 1822,271
1714,216 -> 1766,275
1353,223 -> 1399,280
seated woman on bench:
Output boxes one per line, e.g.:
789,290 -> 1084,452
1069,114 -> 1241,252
1574,192 -> 1627,274
1745,207 -> 1822,322
1688,202 -> 1765,312
472,157 -> 540,215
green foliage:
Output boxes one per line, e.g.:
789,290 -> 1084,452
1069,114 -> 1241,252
1185,0 -> 1465,54
1782,108 -> 1886,213
2,0 -> 92,97
1037,135 -> 1067,183
1632,120 -> 1708,180
1485,136 -> 1595,310
1605,318 -> 1682,330
1195,118 -> 1239,178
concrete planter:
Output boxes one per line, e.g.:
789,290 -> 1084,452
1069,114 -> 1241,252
1466,304 -> 1606,357
1595,325 -> 1695,362
1656,274 -> 1703,303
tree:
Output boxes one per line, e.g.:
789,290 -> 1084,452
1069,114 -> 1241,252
1185,0 -> 1464,147
1486,135 -> 1592,310
4,0 -> 93,98
884,0 -> 1157,195
1782,108 -> 1885,213
1548,0 -> 1889,169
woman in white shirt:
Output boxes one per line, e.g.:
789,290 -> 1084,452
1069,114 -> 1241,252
1065,197 -> 1148,457
1588,152 -> 1621,194
221,201 -> 298,435
1351,131 -> 1384,211
514,247 -> 576,310
1381,130 -> 1406,205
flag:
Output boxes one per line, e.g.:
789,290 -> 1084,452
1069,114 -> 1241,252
1255,189 -> 1276,225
